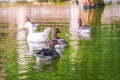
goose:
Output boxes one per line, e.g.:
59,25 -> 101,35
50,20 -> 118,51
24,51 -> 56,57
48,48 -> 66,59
51,28 -> 69,49
49,39 -> 68,55
24,17 -> 51,43
35,42 -> 60,70
36,39 -> 61,59
77,18 -> 92,34
35,39 -> 68,70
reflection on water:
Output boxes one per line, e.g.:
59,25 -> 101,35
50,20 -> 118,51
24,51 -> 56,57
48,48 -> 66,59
16,29 -> 28,79
69,4 -> 80,62
35,54 -> 60,71
0,2 -> 120,80
78,33 -> 91,40
70,4 -> 79,35
15,6 -> 29,78
0,2 -> 70,29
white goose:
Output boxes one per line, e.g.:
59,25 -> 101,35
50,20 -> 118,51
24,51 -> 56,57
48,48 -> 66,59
24,17 -> 51,43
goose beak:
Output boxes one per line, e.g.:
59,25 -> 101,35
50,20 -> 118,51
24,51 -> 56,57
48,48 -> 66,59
24,26 -> 27,30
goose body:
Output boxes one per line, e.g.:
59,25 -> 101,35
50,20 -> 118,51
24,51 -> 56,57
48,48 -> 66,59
36,48 -> 60,59
27,29 -> 51,43
54,38 -> 69,49
36,39 -> 61,59
25,22 -> 51,43
78,26 -> 91,34
24,17 -> 51,43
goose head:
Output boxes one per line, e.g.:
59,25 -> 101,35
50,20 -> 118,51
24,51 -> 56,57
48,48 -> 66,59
24,17 -> 30,30
25,17 -> 30,22
24,17 -> 34,36
78,18 -> 91,29
78,18 -> 82,27
52,28 -> 61,39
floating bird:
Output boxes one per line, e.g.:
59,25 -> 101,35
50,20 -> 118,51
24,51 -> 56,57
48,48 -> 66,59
24,17 -> 51,43
77,18 -> 92,34
51,28 -> 69,49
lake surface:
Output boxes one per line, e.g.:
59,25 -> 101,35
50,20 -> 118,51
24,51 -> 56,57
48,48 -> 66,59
0,2 -> 120,80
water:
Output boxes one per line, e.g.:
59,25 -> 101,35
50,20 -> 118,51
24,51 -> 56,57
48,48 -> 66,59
0,2 -> 120,80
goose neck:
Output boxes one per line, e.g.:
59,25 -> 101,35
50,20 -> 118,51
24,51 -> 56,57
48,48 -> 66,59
49,40 -> 58,50
78,19 -> 82,27
26,22 -> 34,35
52,32 -> 59,39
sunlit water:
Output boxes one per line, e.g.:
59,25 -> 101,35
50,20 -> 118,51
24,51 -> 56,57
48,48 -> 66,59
0,2 -> 120,80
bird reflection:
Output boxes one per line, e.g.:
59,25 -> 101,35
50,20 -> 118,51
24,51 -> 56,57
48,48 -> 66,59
55,48 -> 68,56
78,33 -> 91,40
35,53 -> 60,71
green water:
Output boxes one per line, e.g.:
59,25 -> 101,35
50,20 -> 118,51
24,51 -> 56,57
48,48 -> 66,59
0,2 -> 120,80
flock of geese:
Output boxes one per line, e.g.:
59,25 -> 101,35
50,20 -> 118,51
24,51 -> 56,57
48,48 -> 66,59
24,17 -> 92,60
